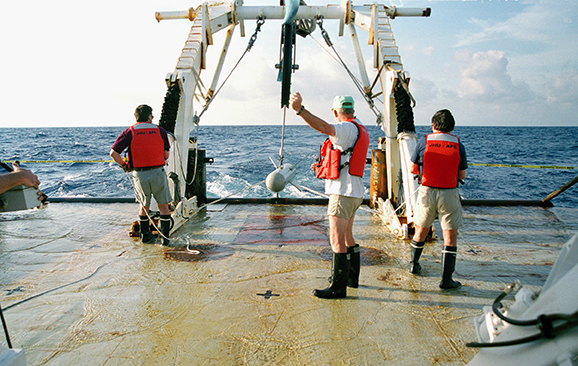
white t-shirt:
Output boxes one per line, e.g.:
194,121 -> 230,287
324,119 -> 365,198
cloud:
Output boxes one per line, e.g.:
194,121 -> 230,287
546,70 -> 578,105
454,2 -> 569,48
423,46 -> 434,56
455,50 -> 534,103
408,77 -> 437,103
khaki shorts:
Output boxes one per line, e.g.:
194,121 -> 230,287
132,167 -> 172,207
327,195 -> 363,220
414,186 -> 462,230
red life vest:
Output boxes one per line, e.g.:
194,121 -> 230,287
315,119 -> 370,180
128,123 -> 166,169
421,132 -> 460,188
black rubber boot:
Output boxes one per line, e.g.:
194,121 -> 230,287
410,240 -> 425,274
347,244 -> 360,288
314,252 -> 349,299
139,215 -> 157,243
439,246 -> 462,289
160,214 -> 171,246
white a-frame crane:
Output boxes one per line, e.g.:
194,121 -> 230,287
155,0 -> 430,239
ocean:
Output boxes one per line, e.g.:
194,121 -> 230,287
1,125 -> 577,208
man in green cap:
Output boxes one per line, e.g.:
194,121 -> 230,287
289,92 -> 370,299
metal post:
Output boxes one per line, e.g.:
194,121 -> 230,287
186,148 -> 209,204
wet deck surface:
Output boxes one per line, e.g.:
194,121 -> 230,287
1,202 -> 577,365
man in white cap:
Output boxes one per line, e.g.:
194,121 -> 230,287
289,92 -> 370,299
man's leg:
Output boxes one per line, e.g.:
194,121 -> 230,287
138,205 -> 149,216
138,205 -> 157,243
409,225 -> 429,274
413,225 -> 429,242
328,215 -> 349,253
440,228 -> 461,289
443,229 -> 458,247
343,217 -> 360,288
158,203 -> 171,246
313,215 -> 350,299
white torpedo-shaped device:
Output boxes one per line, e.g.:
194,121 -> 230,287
266,164 -> 299,193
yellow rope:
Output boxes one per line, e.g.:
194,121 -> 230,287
470,163 -> 575,170
4,160 -> 576,170
4,160 -> 114,164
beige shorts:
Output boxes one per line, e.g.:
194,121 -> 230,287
132,167 -> 172,207
414,186 -> 462,230
327,195 -> 363,220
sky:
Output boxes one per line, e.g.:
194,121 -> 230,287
1,0 -> 577,128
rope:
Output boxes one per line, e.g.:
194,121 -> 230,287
470,163 -> 576,170
7,160 -> 575,170
123,164 -> 267,242
314,18 -> 383,124
293,183 -> 383,216
196,18 -> 265,121
4,160 -> 116,164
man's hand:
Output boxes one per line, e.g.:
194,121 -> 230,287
12,163 -> 40,189
289,92 -> 303,113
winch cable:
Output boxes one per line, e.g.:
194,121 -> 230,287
313,18 -> 383,124
279,107 -> 288,167
196,17 -> 265,122
310,20 -> 418,131
292,182 -> 405,217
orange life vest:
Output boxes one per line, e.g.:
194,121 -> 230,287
315,119 -> 370,180
128,123 -> 166,169
422,132 -> 460,188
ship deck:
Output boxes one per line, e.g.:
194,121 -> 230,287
1,202 -> 577,365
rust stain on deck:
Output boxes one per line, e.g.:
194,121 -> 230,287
233,215 -> 328,246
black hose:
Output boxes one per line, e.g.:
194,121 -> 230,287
394,81 -> 415,133
3,262 -> 112,312
0,160 -> 14,172
466,284 -> 578,348
466,315 -> 578,348
492,290 -> 539,327
158,82 -> 181,135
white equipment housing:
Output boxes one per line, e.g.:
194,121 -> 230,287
467,233 -> 578,366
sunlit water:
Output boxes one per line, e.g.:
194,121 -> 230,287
2,125 -> 577,207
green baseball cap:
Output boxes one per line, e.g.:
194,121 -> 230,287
331,95 -> 355,110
